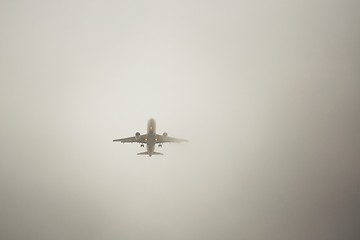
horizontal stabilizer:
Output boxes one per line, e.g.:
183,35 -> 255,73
137,151 -> 163,156
137,152 -> 149,155
152,152 -> 163,155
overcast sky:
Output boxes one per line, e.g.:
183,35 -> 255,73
0,1 -> 359,240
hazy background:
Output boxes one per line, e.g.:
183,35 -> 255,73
1,0 -> 359,239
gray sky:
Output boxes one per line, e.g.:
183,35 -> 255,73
1,0 -> 360,240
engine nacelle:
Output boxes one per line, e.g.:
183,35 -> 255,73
135,132 -> 141,141
162,132 -> 168,141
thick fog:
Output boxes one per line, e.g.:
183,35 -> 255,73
1,1 -> 359,239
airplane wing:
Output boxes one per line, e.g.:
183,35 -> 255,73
113,135 -> 147,143
156,134 -> 187,143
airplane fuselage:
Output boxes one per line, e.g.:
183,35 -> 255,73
146,118 -> 157,156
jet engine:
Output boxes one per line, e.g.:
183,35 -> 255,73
162,132 -> 168,141
135,132 -> 141,141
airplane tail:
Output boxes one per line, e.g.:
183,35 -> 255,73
137,151 -> 163,156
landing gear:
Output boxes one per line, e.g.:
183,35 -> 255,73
158,144 -> 162,147
140,144 -> 144,147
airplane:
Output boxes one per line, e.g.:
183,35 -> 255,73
113,118 -> 187,156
